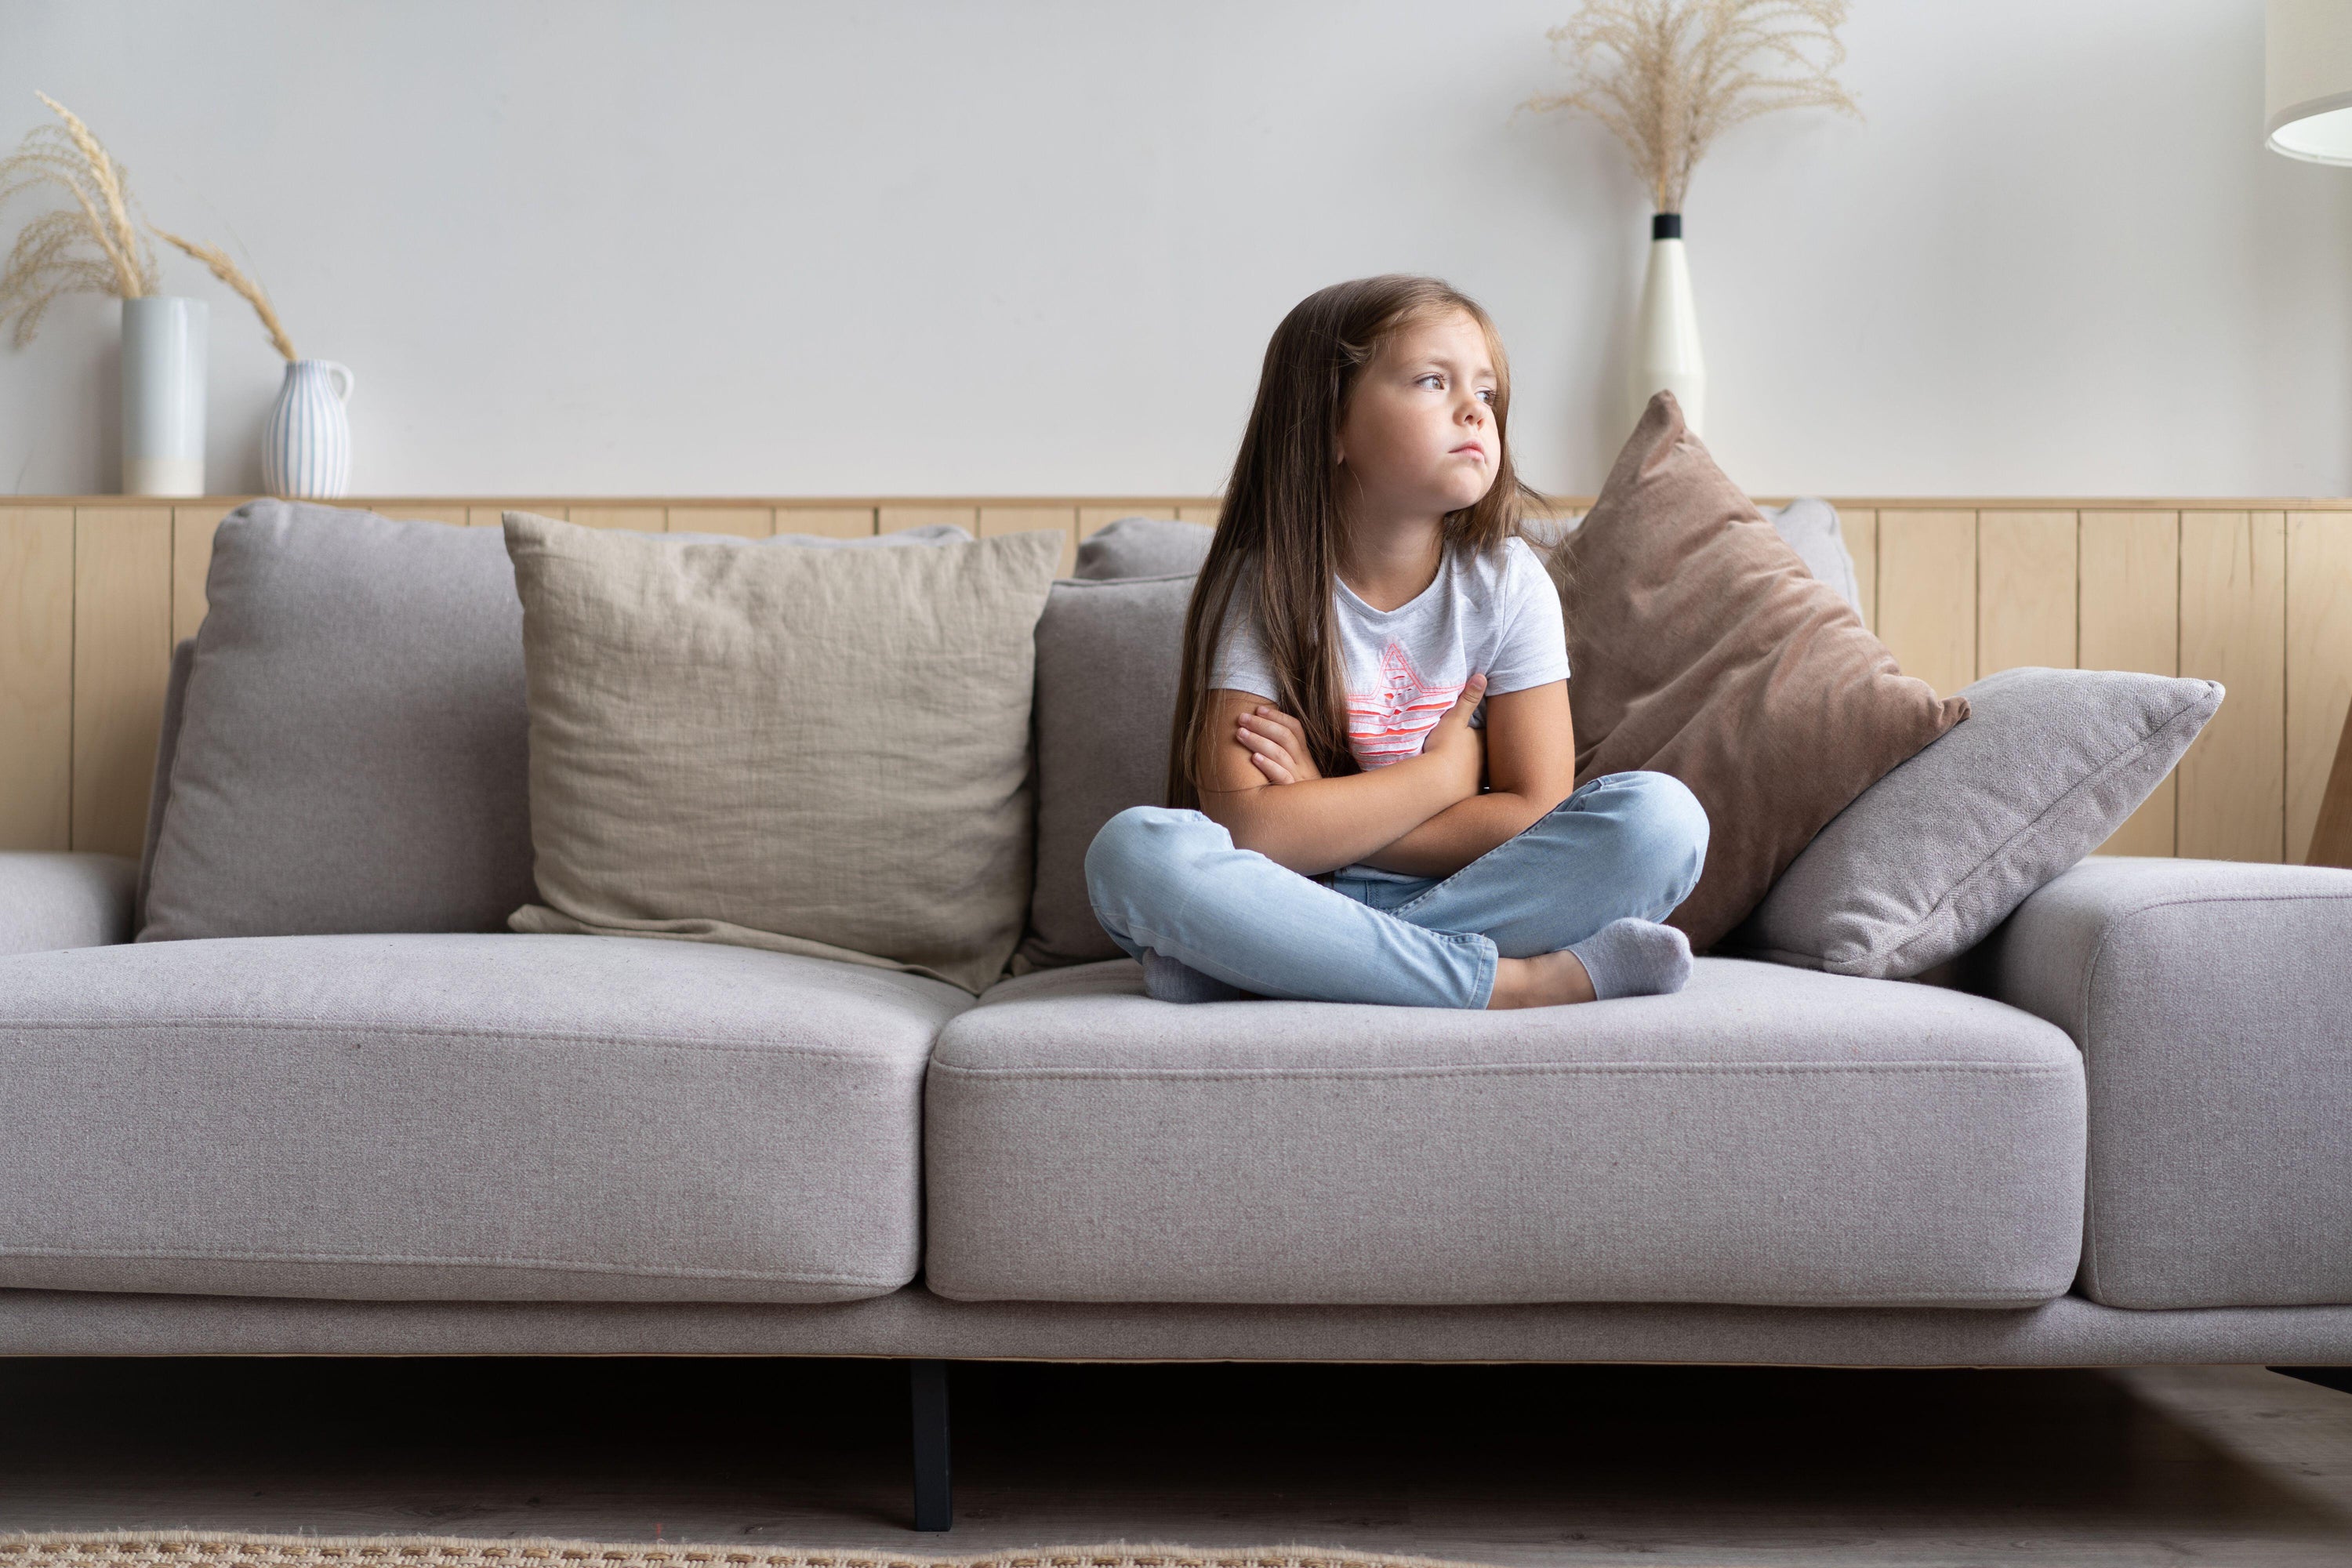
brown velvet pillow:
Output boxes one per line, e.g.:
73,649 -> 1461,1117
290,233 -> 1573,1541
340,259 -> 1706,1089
1549,392 -> 1968,950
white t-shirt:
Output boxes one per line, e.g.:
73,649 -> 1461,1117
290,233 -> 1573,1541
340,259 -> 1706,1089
1208,535 -> 1570,771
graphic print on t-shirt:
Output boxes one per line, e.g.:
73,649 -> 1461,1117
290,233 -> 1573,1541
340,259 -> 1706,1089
1346,639 -> 1465,768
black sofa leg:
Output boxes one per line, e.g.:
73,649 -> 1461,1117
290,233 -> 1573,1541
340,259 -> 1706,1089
909,1358 -> 952,1531
2271,1366 -> 2352,1396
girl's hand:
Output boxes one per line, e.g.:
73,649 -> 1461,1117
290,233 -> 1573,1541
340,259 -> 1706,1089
1421,673 -> 1489,800
1237,705 -> 1324,786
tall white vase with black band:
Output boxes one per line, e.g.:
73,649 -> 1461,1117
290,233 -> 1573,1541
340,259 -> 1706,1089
1629,211 -> 1705,437
263,358 -> 355,499
121,296 -> 208,496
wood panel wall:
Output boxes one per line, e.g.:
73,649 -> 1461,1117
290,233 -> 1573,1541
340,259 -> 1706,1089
1858,505 -> 2350,862
3,496 -> 2348,867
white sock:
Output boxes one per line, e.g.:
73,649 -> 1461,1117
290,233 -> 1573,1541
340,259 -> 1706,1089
1567,918 -> 1692,1000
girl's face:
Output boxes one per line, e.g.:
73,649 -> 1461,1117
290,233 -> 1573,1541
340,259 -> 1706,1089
1334,308 -> 1500,522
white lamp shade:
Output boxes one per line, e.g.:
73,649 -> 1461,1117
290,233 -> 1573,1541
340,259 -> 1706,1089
2270,0 -> 2352,162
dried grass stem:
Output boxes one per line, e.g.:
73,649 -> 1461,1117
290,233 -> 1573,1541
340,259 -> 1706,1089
1524,0 -> 1859,213
154,227 -> 296,360
0,92 -> 159,347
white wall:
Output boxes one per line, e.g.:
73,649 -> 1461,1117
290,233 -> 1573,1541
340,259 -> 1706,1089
2,0 -> 2347,499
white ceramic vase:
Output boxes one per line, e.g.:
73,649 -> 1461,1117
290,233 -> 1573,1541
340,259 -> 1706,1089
263,358 -> 356,499
120,296 -> 208,496
1629,212 -> 1705,437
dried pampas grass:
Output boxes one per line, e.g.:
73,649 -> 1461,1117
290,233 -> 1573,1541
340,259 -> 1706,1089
153,227 -> 296,360
0,91 -> 158,346
1524,0 -> 1858,213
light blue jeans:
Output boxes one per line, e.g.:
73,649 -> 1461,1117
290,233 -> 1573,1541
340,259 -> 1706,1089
1084,771 -> 1709,1009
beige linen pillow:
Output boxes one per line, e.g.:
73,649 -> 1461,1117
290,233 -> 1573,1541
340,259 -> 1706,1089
1552,393 -> 1969,952
502,510 -> 1063,993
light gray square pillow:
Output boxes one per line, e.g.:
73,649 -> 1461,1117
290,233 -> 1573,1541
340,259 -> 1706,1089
1732,666 -> 2223,978
1075,517 -> 1209,580
1021,572 -> 1192,967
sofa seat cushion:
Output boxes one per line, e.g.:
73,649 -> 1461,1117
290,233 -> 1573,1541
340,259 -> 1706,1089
924,958 -> 2085,1307
0,934 -> 967,1302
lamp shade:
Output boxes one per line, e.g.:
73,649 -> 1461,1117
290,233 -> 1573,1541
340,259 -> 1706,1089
2270,0 -> 2352,162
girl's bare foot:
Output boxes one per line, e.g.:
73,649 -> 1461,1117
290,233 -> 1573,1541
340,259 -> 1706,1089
1487,949 -> 1596,1009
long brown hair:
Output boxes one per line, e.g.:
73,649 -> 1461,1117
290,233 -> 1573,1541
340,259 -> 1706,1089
1165,274 -> 1549,809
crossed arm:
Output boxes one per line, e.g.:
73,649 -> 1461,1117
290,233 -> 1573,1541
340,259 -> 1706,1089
1193,677 -> 1579,879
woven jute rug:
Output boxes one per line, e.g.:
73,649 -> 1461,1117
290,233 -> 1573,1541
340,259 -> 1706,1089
0,1537 -> 1501,1568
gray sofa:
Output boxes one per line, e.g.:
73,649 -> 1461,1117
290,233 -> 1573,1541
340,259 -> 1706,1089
3,503 -> 2350,1533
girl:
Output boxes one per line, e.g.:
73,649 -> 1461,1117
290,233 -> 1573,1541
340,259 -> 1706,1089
1086,274 -> 1709,1008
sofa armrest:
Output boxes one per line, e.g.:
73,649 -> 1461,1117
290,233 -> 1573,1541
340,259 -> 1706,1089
1979,855 -> 2352,1308
0,852 -> 140,956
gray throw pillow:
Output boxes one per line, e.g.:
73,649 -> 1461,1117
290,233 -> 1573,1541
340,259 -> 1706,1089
140,502 -> 540,940
1020,572 -> 1193,967
1732,666 -> 2223,978
1076,517 -> 1210,580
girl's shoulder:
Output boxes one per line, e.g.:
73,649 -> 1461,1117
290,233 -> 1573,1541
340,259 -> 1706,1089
1447,533 -> 1552,599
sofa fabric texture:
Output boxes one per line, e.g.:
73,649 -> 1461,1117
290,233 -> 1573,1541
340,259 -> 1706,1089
0,932 -> 966,1301
0,853 -> 136,956
1022,573 -> 1194,967
9,1285 -> 2352,1368
134,636 -> 195,926
139,501 -> 539,941
1549,392 -> 1969,950
503,514 -> 1063,993
924,956 -> 2086,1307
1984,857 -> 2352,1310
1735,667 -> 2223,978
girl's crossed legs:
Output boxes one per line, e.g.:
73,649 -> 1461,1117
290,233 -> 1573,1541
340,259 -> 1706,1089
1084,769 -> 1709,1009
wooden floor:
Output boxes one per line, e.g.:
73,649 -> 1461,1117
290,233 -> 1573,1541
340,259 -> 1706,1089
0,1357 -> 2348,1564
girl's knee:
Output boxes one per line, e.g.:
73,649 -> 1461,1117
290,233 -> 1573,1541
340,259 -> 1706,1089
1084,806 -> 1220,913
1599,771 -> 1710,904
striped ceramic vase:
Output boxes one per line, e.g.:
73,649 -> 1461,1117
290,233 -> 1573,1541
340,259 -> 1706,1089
262,358 -> 355,499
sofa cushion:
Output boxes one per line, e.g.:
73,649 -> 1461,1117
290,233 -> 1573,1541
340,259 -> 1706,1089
0,933 -> 965,1301
503,514 -> 1062,993
1983,856 -> 2352,1309
1022,573 -> 1193,967
140,502 -> 539,941
1734,667 -> 2223,978
924,957 -> 2085,1307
